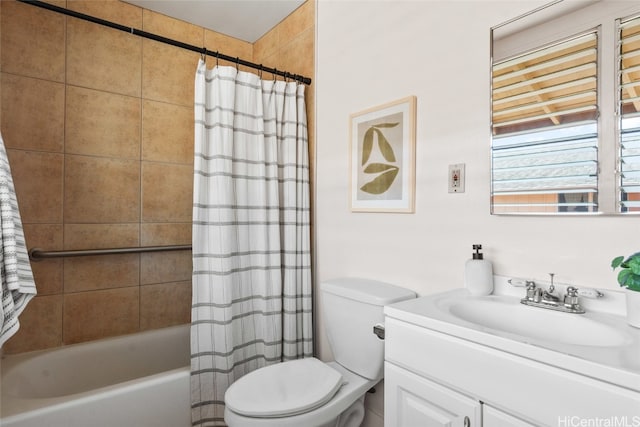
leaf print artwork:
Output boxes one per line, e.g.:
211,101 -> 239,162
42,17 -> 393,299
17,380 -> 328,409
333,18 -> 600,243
363,163 -> 397,173
361,128 -> 375,165
350,96 -> 415,212
360,122 -> 400,195
373,127 -> 396,162
360,166 -> 399,194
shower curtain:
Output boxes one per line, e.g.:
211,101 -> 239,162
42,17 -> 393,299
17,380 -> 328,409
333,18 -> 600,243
190,60 -> 313,426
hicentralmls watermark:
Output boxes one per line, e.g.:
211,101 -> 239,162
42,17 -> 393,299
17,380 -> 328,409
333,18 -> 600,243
558,416 -> 640,427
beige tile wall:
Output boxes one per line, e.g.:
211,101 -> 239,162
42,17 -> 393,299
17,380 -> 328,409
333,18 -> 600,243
0,0 -> 315,354
254,0 -> 316,169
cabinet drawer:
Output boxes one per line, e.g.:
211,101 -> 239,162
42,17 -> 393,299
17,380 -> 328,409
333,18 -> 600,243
483,404 -> 537,427
385,317 -> 640,425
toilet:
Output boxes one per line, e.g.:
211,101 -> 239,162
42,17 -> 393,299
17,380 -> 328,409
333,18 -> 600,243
224,278 -> 417,427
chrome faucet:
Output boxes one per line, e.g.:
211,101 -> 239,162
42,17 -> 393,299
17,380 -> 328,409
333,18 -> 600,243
521,281 -> 584,313
542,273 -> 560,303
509,276 -> 603,314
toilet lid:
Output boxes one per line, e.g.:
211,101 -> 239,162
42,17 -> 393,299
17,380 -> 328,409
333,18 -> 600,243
225,358 -> 344,418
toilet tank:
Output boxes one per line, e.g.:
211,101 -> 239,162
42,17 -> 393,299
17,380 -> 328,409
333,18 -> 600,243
321,278 -> 416,381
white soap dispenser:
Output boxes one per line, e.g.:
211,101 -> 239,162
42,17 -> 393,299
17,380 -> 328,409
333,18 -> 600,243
464,244 -> 493,296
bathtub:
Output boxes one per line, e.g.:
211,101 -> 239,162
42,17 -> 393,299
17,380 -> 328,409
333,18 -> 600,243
0,324 -> 191,427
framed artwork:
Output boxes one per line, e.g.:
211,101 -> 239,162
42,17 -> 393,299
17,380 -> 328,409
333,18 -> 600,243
350,96 -> 416,213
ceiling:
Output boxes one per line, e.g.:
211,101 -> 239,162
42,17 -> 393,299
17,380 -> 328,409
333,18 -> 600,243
124,0 -> 305,43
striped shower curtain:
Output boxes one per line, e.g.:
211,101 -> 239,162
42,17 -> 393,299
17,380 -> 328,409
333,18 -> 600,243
190,61 -> 313,427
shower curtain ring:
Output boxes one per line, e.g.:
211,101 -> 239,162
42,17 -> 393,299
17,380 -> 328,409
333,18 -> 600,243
259,64 -> 263,79
235,57 -> 240,71
201,48 -> 207,63
215,51 -> 219,67
273,68 -> 277,81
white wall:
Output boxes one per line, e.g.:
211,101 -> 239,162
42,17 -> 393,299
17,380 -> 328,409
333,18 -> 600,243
315,0 -> 640,424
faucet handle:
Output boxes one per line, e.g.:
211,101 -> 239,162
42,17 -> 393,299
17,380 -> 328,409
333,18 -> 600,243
576,288 -> 604,299
566,286 -> 578,297
563,286 -> 580,309
508,278 -> 536,288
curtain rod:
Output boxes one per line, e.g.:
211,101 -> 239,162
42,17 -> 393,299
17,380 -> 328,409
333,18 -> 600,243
17,0 -> 312,85
29,245 -> 192,260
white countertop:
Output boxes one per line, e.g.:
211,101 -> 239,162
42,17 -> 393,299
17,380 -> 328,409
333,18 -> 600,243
384,279 -> 640,393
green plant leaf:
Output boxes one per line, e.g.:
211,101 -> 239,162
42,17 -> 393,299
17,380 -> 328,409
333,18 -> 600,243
360,168 -> 399,195
373,122 -> 399,129
611,253 -> 640,291
361,127 -> 374,166
618,269 -> 633,287
611,256 -> 624,269
618,269 -> 640,288
373,128 -> 396,163
627,257 -> 640,275
628,275 -> 640,288
363,163 -> 397,174
627,281 -> 640,292
623,252 -> 640,267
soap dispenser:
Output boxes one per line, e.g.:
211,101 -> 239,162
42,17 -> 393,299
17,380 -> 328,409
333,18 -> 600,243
464,244 -> 493,296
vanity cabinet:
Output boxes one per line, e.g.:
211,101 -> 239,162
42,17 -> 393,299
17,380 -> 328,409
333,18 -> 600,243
385,362 -> 534,427
385,362 -> 480,426
384,314 -> 640,426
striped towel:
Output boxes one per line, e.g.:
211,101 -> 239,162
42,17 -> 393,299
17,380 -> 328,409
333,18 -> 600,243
0,132 -> 36,348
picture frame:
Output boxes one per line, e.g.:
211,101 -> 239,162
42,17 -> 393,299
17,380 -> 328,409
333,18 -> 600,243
350,96 -> 416,213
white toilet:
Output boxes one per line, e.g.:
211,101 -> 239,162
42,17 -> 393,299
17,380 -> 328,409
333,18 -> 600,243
224,278 -> 416,427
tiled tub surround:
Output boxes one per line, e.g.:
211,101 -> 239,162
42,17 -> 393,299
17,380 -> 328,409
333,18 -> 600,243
0,0 -> 315,354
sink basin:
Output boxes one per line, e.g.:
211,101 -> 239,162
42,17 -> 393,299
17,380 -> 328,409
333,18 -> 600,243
443,297 -> 631,347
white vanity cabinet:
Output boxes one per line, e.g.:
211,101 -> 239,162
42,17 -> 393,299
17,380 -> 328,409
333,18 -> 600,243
383,316 -> 537,426
385,361 -> 534,427
385,362 -> 480,426
384,300 -> 640,427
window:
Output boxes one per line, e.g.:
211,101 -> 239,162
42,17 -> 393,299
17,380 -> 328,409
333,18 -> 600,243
618,14 -> 640,212
491,31 -> 599,213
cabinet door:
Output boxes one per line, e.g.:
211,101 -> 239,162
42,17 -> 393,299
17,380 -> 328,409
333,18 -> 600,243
484,404 -> 537,427
385,362 -> 481,427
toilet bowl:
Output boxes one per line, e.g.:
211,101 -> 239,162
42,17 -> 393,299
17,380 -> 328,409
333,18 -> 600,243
224,278 -> 416,427
224,359 -> 373,427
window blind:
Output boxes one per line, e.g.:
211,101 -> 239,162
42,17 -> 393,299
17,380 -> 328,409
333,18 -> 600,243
492,31 -> 599,213
619,15 -> 640,212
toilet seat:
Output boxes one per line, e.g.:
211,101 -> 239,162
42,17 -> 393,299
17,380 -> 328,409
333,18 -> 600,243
224,361 -> 376,427
225,358 -> 344,418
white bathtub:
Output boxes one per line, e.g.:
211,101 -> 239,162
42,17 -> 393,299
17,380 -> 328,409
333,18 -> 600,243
0,324 -> 191,427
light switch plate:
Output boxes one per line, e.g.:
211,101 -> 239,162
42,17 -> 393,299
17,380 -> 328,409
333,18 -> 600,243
448,163 -> 465,193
